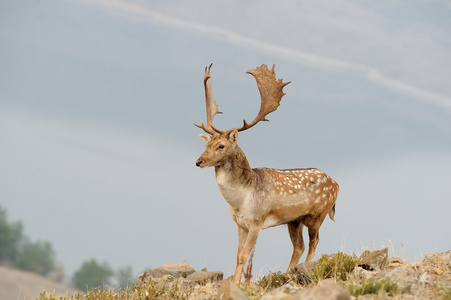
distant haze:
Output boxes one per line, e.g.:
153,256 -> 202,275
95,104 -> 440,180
1,0 -> 450,278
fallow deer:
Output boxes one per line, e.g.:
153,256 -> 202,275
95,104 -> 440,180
195,64 -> 339,285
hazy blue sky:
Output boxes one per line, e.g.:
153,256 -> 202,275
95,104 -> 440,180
1,0 -> 450,280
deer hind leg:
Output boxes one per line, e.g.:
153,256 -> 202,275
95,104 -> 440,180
286,221 -> 305,272
305,224 -> 320,262
232,225 -> 261,285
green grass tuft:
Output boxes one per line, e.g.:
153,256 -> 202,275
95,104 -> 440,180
347,277 -> 398,297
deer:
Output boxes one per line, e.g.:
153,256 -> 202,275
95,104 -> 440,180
195,64 -> 339,285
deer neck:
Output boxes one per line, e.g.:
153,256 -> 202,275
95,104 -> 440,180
214,145 -> 254,203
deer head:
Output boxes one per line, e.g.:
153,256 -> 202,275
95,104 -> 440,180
195,64 -> 290,170
195,130 -> 239,168
195,64 -> 290,169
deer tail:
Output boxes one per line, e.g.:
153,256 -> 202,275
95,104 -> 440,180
329,204 -> 336,222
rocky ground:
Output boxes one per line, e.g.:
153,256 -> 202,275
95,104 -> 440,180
136,249 -> 451,299
4,249 -> 450,299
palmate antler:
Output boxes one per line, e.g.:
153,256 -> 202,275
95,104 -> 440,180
194,64 -> 222,135
195,64 -> 291,135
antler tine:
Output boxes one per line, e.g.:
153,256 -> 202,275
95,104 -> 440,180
194,63 -> 223,135
231,64 -> 291,133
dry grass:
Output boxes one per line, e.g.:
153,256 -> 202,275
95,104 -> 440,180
39,276 -> 194,300
37,250 -> 451,300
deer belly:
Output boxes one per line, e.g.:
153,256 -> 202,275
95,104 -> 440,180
262,200 -> 313,229
262,215 -> 285,229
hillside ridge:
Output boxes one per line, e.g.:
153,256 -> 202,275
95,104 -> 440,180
0,265 -> 79,300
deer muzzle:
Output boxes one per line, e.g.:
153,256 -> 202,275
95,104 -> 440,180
196,159 -> 203,167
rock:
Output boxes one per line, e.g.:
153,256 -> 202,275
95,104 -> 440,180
433,268 -> 444,275
197,282 -> 215,293
137,269 -> 171,282
260,283 -> 301,299
390,257 -> 404,264
217,279 -> 249,300
290,261 -> 314,284
154,260 -> 196,278
351,266 -> 376,280
293,282 -> 350,300
260,281 -> 350,300
188,282 -> 220,300
388,257 -> 404,268
136,260 -> 196,285
388,262 -> 402,268
187,271 -> 223,284
359,248 -> 388,270
375,267 -> 420,293
291,261 -> 314,274
418,251 -> 451,287
421,251 -> 451,271
168,277 -> 195,291
423,251 -> 451,261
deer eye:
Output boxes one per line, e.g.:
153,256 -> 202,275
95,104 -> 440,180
217,145 -> 225,150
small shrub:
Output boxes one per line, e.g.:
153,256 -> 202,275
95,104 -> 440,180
310,252 -> 359,282
240,283 -> 264,300
257,271 -> 293,290
348,277 -> 398,297
435,286 -> 451,300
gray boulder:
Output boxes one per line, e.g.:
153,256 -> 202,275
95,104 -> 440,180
375,266 -> 420,293
359,248 -> 388,270
217,280 -> 249,300
154,260 -> 196,278
294,282 -> 350,300
137,260 -> 196,284
187,271 -> 224,285
260,283 -> 301,299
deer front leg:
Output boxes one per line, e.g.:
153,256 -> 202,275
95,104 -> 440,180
236,225 -> 248,264
232,225 -> 261,285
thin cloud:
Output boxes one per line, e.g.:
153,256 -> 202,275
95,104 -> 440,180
79,0 -> 451,112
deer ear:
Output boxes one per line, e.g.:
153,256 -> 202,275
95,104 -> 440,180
199,134 -> 211,144
228,129 -> 238,143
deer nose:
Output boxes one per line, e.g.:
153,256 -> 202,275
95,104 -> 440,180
196,160 -> 203,167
